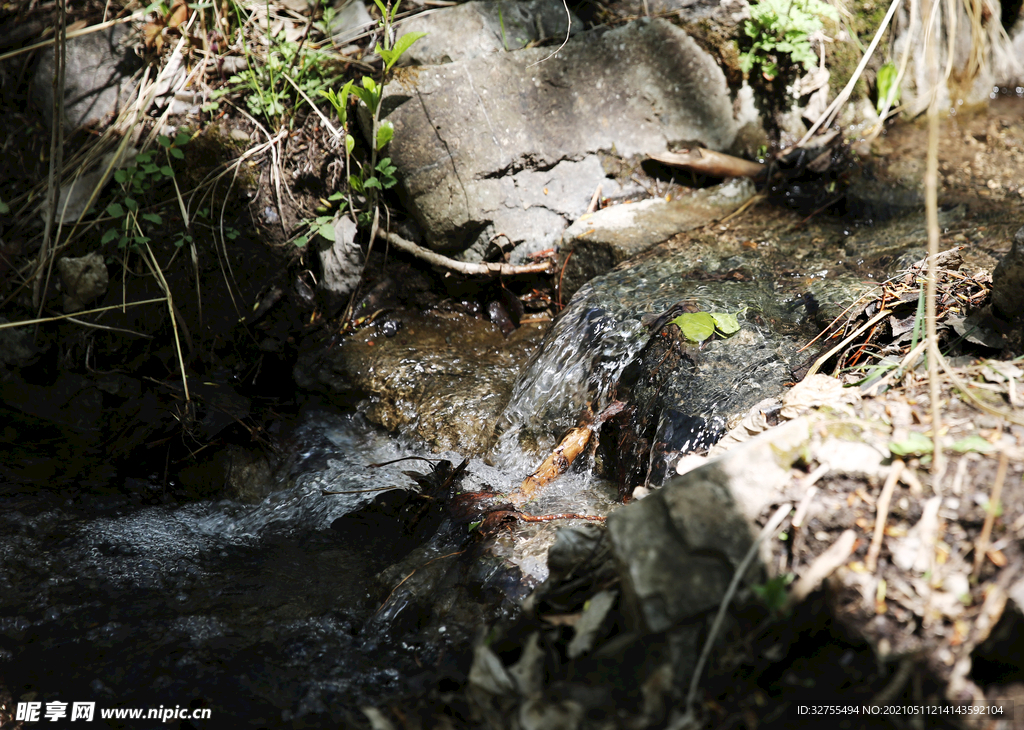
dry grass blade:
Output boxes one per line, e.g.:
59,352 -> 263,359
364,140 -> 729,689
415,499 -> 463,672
973,451 -> 1008,577
0,11 -> 148,63
867,459 -> 904,572
805,308 -> 891,377
0,298 -> 167,330
34,0 -> 68,314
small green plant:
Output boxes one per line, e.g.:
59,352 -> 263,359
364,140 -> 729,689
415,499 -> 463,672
206,6 -> 339,129
875,61 -> 901,114
739,0 -> 838,80
752,573 -> 795,614
670,311 -> 741,345
102,132 -> 191,251
318,0 -> 424,230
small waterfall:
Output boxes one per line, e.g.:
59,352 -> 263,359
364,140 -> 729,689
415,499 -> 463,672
491,248 -> 801,485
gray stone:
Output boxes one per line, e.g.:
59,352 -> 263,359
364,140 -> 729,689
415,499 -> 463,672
558,178 -> 756,297
58,252 -> 109,312
318,213 -> 363,299
33,25 -> 142,130
399,0 -> 580,66
382,18 -> 740,256
992,225 -> 1024,323
606,416 -> 812,634
329,0 -> 373,46
0,318 -> 37,373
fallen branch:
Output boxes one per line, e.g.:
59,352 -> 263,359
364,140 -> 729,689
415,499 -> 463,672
376,230 -> 554,277
786,529 -> 858,609
648,148 -> 765,180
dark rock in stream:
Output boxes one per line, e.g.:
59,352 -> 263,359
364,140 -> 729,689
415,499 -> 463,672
295,311 -> 547,455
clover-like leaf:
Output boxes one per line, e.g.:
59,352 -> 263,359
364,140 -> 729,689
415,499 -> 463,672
672,312 -> 716,344
949,435 -> 995,454
710,312 -> 740,336
106,202 -> 124,218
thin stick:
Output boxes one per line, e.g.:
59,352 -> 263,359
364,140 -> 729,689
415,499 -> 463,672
805,308 -> 892,377
526,0 -> 571,68
34,0 -> 67,314
797,0 -> 903,147
377,230 -> 554,277
923,0 -> 945,479
867,459 -> 904,572
973,451 -> 1008,577
0,298 -> 167,330
684,503 -> 792,716
0,11 -> 148,63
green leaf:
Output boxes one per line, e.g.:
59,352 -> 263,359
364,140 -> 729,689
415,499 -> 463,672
114,170 -> 128,184
672,312 -> 716,343
876,61 -> 901,114
363,176 -> 381,190
170,148 -> 185,160
136,151 -> 154,164
102,228 -> 119,244
349,174 -> 364,193
317,221 -> 336,242
328,191 -> 345,201
143,163 -> 160,175
142,213 -> 162,225
158,135 -> 173,148
375,120 -> 394,150
160,165 -> 174,177
372,0 -> 387,18
124,198 -> 138,212
294,235 -> 309,248
345,134 -> 356,156
174,131 -> 192,146
949,435 -> 995,454
710,312 -> 741,336
383,31 -> 426,71
888,432 -> 934,457
106,202 -> 124,218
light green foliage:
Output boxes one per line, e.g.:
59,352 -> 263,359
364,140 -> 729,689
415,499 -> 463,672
888,431 -> 934,457
0,197 -> 9,215
208,28 -> 338,128
875,61 -> 901,114
739,0 -> 839,80
669,311 -> 742,345
949,435 -> 995,454
752,573 -> 795,613
102,132 -> 191,251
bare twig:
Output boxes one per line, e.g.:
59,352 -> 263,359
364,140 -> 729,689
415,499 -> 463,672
973,451 -> 1008,578
377,230 -> 554,277
786,529 -> 858,608
867,459 -> 904,572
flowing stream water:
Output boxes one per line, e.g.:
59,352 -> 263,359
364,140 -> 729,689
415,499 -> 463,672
1,174 -> 1012,726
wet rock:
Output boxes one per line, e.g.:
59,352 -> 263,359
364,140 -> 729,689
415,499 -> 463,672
991,224 -> 1024,325
177,445 -> 277,502
33,25 -> 141,130
382,18 -> 740,257
400,0 -> 579,66
558,178 -> 756,298
318,213 -> 363,301
0,318 -> 37,373
58,252 -> 109,312
295,311 -> 546,454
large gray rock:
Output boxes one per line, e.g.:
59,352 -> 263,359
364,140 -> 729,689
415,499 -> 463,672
383,18 -> 740,257
400,0 -> 580,65
33,25 -> 141,130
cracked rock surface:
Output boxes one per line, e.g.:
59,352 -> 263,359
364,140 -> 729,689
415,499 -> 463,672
381,18 -> 740,258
